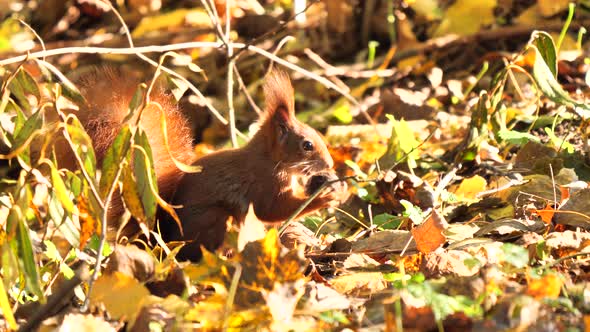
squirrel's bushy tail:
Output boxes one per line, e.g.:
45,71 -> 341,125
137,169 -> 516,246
75,68 -> 195,216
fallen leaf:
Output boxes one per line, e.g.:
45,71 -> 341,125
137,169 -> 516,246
454,175 -> 487,200
538,0 -> 570,17
304,281 -> 353,312
89,272 -> 150,321
351,230 -> 416,253
330,272 -> 387,295
421,248 -> 479,277
412,210 -> 448,254
433,0 -> 497,37
104,245 -> 155,282
532,203 -> 555,224
526,273 -> 562,299
554,189 -> 590,229
262,279 -> 305,323
59,313 -> 116,332
279,222 -> 320,249
237,204 -> 266,252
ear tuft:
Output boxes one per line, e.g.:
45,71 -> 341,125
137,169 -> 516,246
263,70 -> 295,124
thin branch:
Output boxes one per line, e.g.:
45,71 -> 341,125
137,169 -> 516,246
229,0 -> 322,61
0,41 -> 364,124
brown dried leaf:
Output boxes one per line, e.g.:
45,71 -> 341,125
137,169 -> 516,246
412,210 -> 448,254
421,248 -> 479,278
351,230 -> 416,254
104,246 -> 155,282
279,222 -> 320,249
554,189 -> 590,229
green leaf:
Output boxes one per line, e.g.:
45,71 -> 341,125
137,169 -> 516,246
400,200 -> 425,224
123,83 -> 147,123
48,192 -> 80,248
379,115 -> 420,169
87,234 -> 113,257
99,125 -> 132,198
133,129 -> 158,226
8,206 -> 44,301
529,33 -> 590,117
532,31 -> 557,77
121,160 -> 147,222
8,68 -> 40,111
332,102 -> 353,124
33,59 -> 85,105
43,240 -> 62,262
497,129 -> 540,145
372,213 -> 402,230
544,127 -> 574,153
407,281 -> 482,321
501,243 -> 529,269
12,109 -> 42,149
65,117 -> 97,178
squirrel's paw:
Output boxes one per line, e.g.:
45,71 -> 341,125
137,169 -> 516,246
306,172 -> 349,204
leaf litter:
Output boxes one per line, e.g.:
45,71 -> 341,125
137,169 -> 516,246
3,1 -> 590,331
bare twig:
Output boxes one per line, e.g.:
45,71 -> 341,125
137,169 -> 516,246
0,42 -> 362,111
229,0 -> 322,61
17,263 -> 89,332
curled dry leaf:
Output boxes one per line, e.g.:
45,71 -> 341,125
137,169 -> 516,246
279,222 -> 320,249
105,245 -> 155,282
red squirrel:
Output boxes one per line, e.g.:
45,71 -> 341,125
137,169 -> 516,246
73,68 -> 347,261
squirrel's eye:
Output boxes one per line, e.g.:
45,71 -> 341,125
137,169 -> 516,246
302,140 -> 314,151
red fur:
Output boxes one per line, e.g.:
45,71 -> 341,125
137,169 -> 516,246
74,68 -> 194,220
67,68 -> 345,261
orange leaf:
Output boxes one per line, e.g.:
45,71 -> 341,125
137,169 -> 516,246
78,196 -> 98,249
559,185 -> 570,203
526,273 -> 562,299
411,210 -> 447,254
533,204 -> 555,224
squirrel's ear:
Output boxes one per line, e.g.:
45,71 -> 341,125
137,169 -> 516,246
263,70 -> 295,125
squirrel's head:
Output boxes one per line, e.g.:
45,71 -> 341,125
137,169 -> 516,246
260,70 -> 334,175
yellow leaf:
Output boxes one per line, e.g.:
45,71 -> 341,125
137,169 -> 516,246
454,175 -> 487,200
0,273 -> 17,330
433,0 -> 496,37
89,272 -> 150,321
331,272 -> 387,295
538,0 -> 570,17
132,9 -> 212,38
262,228 -> 280,264
409,0 -> 443,21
